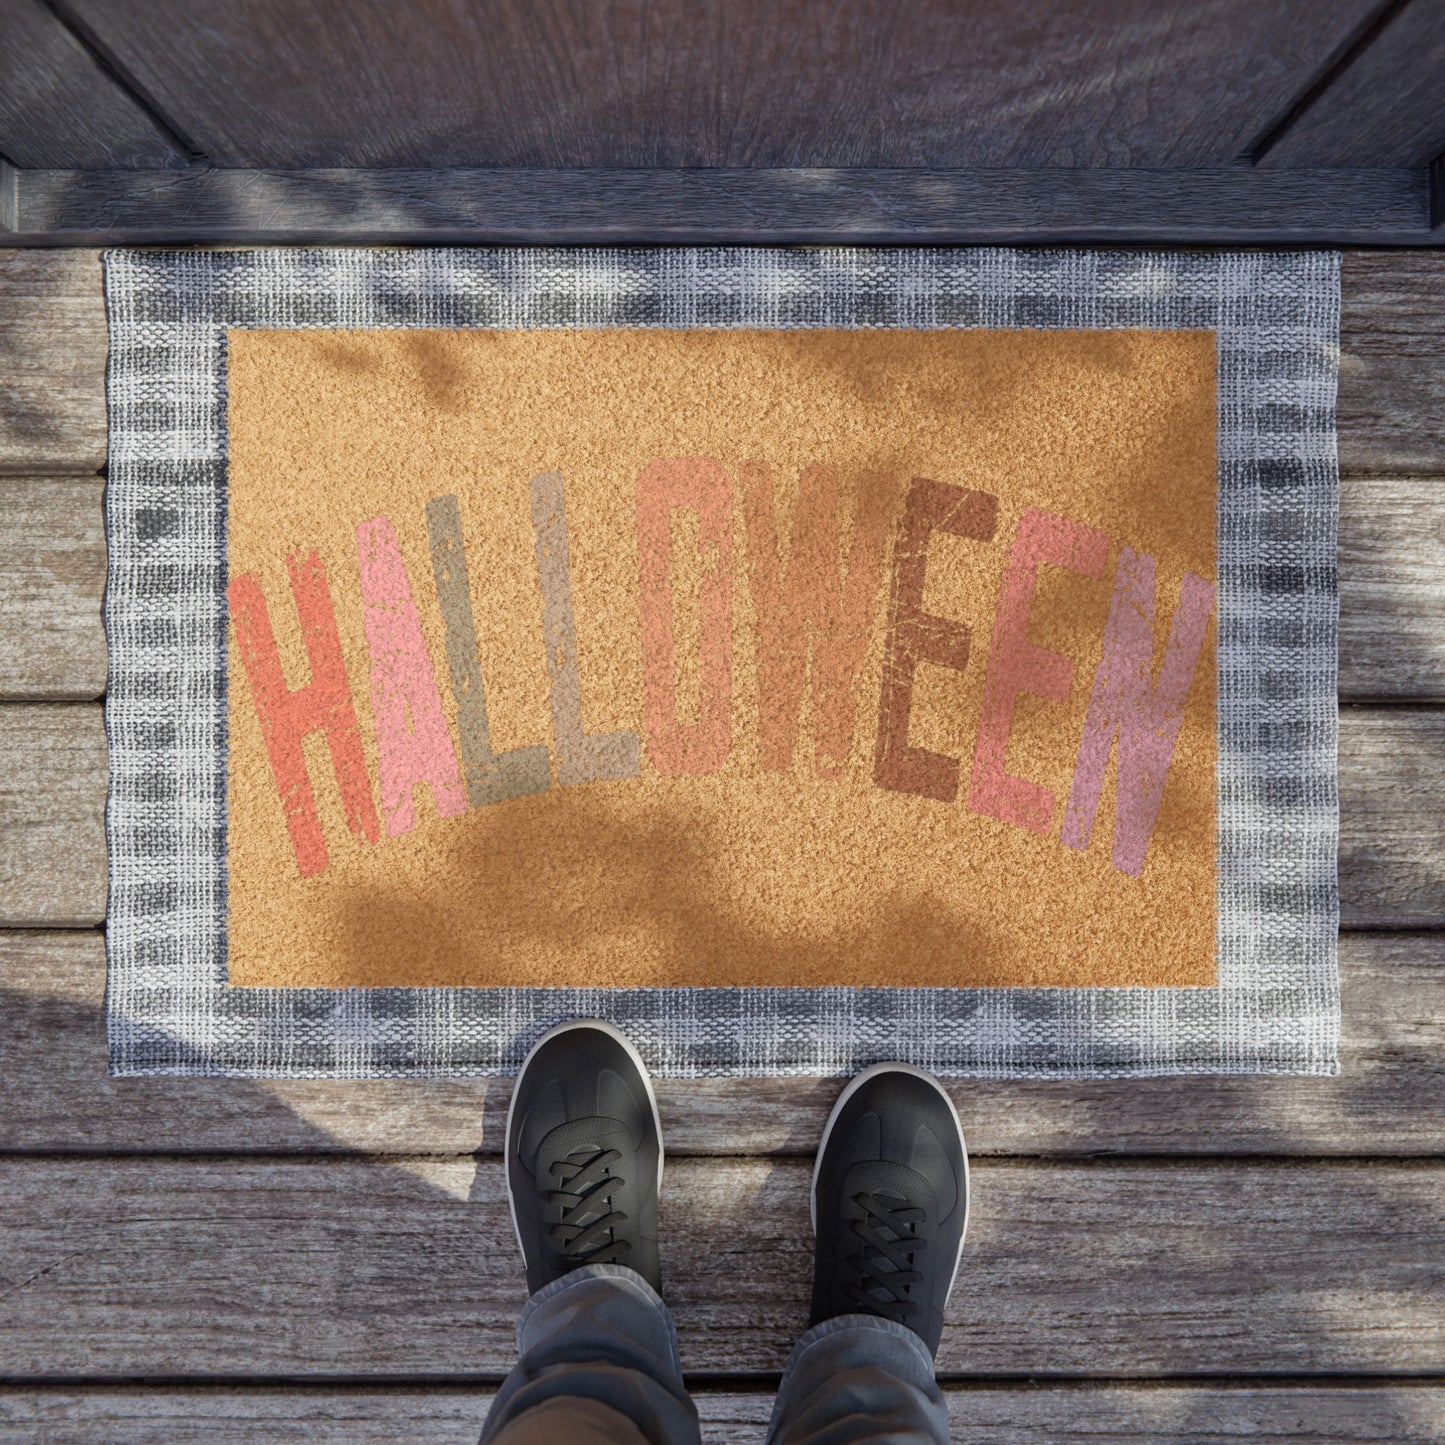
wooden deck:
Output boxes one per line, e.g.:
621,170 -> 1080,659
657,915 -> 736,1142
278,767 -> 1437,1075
0,249 -> 1441,1443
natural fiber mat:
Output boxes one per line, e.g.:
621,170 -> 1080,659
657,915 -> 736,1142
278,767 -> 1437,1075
103,248 -> 1339,1077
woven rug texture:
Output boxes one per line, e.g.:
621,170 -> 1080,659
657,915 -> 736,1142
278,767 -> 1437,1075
102,247 -> 1340,1078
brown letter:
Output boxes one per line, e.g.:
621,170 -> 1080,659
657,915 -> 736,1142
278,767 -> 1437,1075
873,479 -> 999,803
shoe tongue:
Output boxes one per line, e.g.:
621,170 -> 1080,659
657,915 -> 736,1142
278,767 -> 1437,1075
539,1116 -> 634,1170
842,1159 -> 940,1225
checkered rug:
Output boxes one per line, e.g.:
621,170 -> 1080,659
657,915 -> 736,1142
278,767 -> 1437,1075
103,247 -> 1339,1077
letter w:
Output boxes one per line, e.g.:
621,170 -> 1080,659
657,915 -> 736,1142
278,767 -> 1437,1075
1062,548 -> 1216,878
742,464 -> 899,779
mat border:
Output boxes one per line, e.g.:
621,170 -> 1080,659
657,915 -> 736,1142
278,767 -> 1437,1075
103,247 -> 1340,1078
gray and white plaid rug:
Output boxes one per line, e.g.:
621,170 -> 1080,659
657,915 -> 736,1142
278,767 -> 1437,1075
103,247 -> 1339,1078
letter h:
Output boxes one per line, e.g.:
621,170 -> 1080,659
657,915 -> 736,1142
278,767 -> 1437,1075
228,553 -> 381,877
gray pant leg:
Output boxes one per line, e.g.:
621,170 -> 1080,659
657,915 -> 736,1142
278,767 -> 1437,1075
481,1263 -> 700,1445
766,1314 -> 951,1445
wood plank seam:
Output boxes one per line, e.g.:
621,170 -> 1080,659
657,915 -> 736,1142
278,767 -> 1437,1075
0,1157 -> 1438,1377
3,929 -> 1441,1158
37,0 -> 201,159
7,704 -> 1443,930
1245,0 -> 1416,165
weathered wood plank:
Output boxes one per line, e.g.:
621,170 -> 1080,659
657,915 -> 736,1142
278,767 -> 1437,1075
9,165 -> 1434,247
0,0 -> 186,169
51,0 -> 1379,170
0,706 -> 105,926
3,930 -> 1440,1157
0,477 -> 105,701
1258,0 -> 1445,169
1,704 -> 1438,930
1338,708 -> 1445,930
4,1383 -> 1443,1444
2,475 -> 1439,703
0,1155 -> 1439,1377
1339,253 -> 1445,475
0,251 -> 106,475
1339,477 -> 1445,700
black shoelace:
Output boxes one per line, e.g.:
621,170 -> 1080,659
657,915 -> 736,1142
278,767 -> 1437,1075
844,1189 -> 926,1324
545,1146 -> 631,1274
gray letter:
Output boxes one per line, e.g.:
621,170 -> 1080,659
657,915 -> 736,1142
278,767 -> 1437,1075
426,492 -> 552,805
528,471 -> 641,785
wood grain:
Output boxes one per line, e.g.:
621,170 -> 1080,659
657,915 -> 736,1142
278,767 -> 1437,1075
0,1154 -> 1439,1378
0,706 -> 106,926
2,929 -> 1440,1157
1339,252 -> 1445,475
3,474 -> 1441,703
1258,0 -> 1445,168
1339,708 -> 1445,929
0,477 -> 105,700
0,0 -> 185,169
1,704 -> 1438,931
9,165 -> 1433,246
3,1384 -> 1443,1444
52,0 -> 1378,170
1340,477 -> 1445,699
0,250 -> 105,475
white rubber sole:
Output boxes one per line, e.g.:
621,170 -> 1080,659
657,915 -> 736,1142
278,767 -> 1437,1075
504,1018 -> 664,1264
810,1061 -> 970,1295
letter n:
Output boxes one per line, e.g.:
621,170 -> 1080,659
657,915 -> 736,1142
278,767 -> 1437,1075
1062,549 -> 1216,878
228,554 -> 380,878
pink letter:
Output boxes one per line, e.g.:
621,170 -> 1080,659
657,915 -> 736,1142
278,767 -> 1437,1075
1063,550 -> 1216,878
636,458 -> 734,775
967,507 -> 1108,833
357,515 -> 467,837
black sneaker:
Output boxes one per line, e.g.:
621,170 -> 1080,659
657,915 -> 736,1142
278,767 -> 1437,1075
505,1019 -> 663,1295
809,1063 -> 968,1357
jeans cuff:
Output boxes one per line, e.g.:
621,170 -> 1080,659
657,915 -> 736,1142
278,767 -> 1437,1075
515,1264 -> 677,1361
781,1311 -> 937,1378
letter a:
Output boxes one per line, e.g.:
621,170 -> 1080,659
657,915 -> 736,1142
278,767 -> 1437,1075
357,515 -> 468,837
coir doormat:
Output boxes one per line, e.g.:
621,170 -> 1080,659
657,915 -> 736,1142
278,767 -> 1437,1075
104,248 -> 1339,1078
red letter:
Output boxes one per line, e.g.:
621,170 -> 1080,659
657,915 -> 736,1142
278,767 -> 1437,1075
636,458 -> 734,775
1063,549 -> 1216,877
357,515 -> 468,837
967,508 -> 1108,833
228,554 -> 380,878
743,464 -> 900,779
873,478 -> 999,802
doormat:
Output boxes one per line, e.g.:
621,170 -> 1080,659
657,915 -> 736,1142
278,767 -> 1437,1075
103,248 -> 1339,1078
